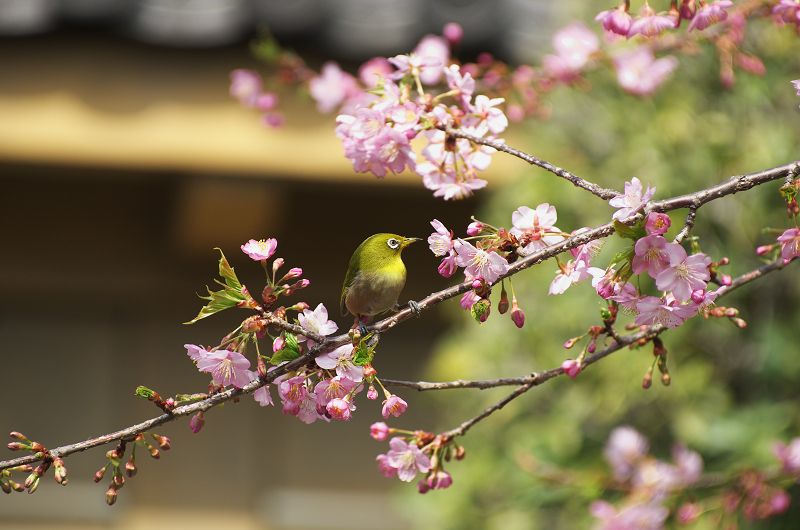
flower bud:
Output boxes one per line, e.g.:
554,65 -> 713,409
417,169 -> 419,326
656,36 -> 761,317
106,486 -> 118,506
510,298 -> 525,328
53,458 -> 68,485
661,372 -> 671,386
756,244 -> 774,256
152,435 -> 170,450
367,385 -> 378,400
563,337 -> 579,349
730,317 -> 747,328
190,412 -> 205,434
272,257 -> 285,274
498,285 -> 509,314
454,444 -> 466,460
466,221 -> 484,236
370,422 -> 390,441
720,274 -> 732,286
642,368 -> 653,389
691,289 -> 706,304
1,481 -> 10,494
9,432 -> 29,442
94,466 -> 108,483
125,460 -> 137,478
443,22 -> 463,46
285,267 -> 302,280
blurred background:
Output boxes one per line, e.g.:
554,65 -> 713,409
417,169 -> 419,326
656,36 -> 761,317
1,1 -> 800,529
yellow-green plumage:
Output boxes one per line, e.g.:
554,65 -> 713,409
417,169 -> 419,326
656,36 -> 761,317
340,234 -> 419,320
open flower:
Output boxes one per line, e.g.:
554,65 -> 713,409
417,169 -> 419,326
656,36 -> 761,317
613,47 -> 678,97
195,349 -> 252,389
299,303 -> 338,348
453,239 -> 509,284
610,177 -> 656,220
241,238 -> 277,260
386,437 -> 432,482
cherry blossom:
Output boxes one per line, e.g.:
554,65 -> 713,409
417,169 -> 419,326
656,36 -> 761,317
241,238 -> 278,260
382,395 -> 408,419
509,203 -> 564,253
299,303 -> 338,348
444,64 -> 475,107
655,246 -> 711,302
595,3 -> 633,36
388,53 -> 442,81
453,239 -> 509,284
644,212 -> 671,235
604,426 -> 650,480
229,69 -> 262,108
195,349 -> 252,389
562,359 -> 582,379
551,21 -> 599,71
688,0 -> 734,32
777,228 -> 800,262
376,454 -> 397,478
634,296 -> 696,329
627,2 -> 677,38
308,61 -> 359,113
315,344 -> 362,382
386,437 -> 432,482
370,422 -> 390,441
632,234 -> 673,278
609,177 -> 656,220
549,250 -> 602,295
412,35 -> 449,85
774,1 -> 800,27
613,47 -> 679,97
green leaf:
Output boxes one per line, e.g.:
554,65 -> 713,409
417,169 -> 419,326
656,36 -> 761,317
609,246 -> 635,269
185,249 -> 249,324
353,334 -> 376,366
613,220 -> 647,241
270,332 -> 301,365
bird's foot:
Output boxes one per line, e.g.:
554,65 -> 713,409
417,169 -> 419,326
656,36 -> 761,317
408,300 -> 420,317
358,321 -> 369,338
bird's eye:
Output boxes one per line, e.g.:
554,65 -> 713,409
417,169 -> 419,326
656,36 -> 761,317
387,238 -> 400,249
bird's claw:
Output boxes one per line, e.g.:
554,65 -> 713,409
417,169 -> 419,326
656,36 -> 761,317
358,321 -> 369,338
408,300 -> 420,317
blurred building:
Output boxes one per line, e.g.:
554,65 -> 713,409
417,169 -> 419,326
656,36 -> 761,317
0,1 -> 553,528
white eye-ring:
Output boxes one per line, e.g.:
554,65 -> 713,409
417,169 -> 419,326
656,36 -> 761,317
387,238 -> 400,249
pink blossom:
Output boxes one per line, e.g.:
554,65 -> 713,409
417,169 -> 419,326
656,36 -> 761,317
590,500 -> 669,530
510,299 -> 525,328
777,228 -> 800,262
644,212 -> 671,235
632,234 -> 673,278
370,422 -> 390,441
774,1 -> 800,26
444,65 -> 475,107
634,296 -> 696,329
326,398 -> 352,421
314,375 -> 360,410
309,61 -> 359,113
382,395 -> 408,419
467,95 -> 508,135
604,426 -> 649,480
185,343 -> 210,362
627,3 -> 677,38
195,349 -> 252,389
386,437 -> 432,482
773,438 -> 800,474
299,303 -> 338,348
388,53 -> 442,81
427,469 -> 454,490
509,203 -> 564,253
428,219 -> 454,256
278,375 -> 307,413
609,177 -> 656,220
315,344 -> 362,382
389,101 -> 421,131
596,4 -> 633,36
189,412 -> 205,433
655,247 -> 711,302
376,454 -> 397,478
460,290 -> 480,310
562,359 -> 582,379
443,22 -> 463,46
677,503 -> 701,524
467,221 -> 484,236
609,281 -> 642,313
365,126 -> 417,177
688,0 -> 734,31
672,443 -> 703,485
297,391 -> 326,424
241,238 -> 277,260
453,239 -> 509,284
413,34 -> 449,85
549,251 -> 602,295
613,47 -> 679,97
253,384 -> 273,407
358,57 -> 393,88
552,21 -> 599,71
229,69 -> 262,108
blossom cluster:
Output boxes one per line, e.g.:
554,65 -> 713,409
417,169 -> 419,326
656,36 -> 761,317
330,33 -> 508,200
183,238 -> 410,430
590,426 -> 795,528
371,423 -> 462,492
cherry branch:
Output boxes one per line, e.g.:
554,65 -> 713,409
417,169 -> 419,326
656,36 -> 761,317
434,257 -> 794,441
2,154 -> 796,472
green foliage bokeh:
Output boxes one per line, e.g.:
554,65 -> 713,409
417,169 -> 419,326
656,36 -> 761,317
403,14 -> 800,530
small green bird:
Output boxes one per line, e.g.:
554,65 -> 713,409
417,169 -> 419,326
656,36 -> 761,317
341,233 -> 420,334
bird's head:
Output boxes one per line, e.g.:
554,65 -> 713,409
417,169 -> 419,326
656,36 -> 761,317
361,233 -> 420,264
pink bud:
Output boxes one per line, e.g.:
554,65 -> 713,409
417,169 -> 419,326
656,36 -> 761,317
286,267 -> 302,280
561,359 -> 581,379
190,412 -> 205,434
691,289 -> 706,304
370,422 -> 390,441
720,274 -> 732,286
256,92 -> 278,111
273,335 -> 285,353
106,486 -> 118,506
756,244 -> 773,255
443,22 -> 463,46
367,385 -> 378,400
466,221 -> 484,236
510,299 -> 525,328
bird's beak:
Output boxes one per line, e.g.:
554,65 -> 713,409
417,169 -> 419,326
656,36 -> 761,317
401,237 -> 421,248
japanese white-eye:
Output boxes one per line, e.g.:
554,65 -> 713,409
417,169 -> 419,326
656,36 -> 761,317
341,234 -> 420,333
